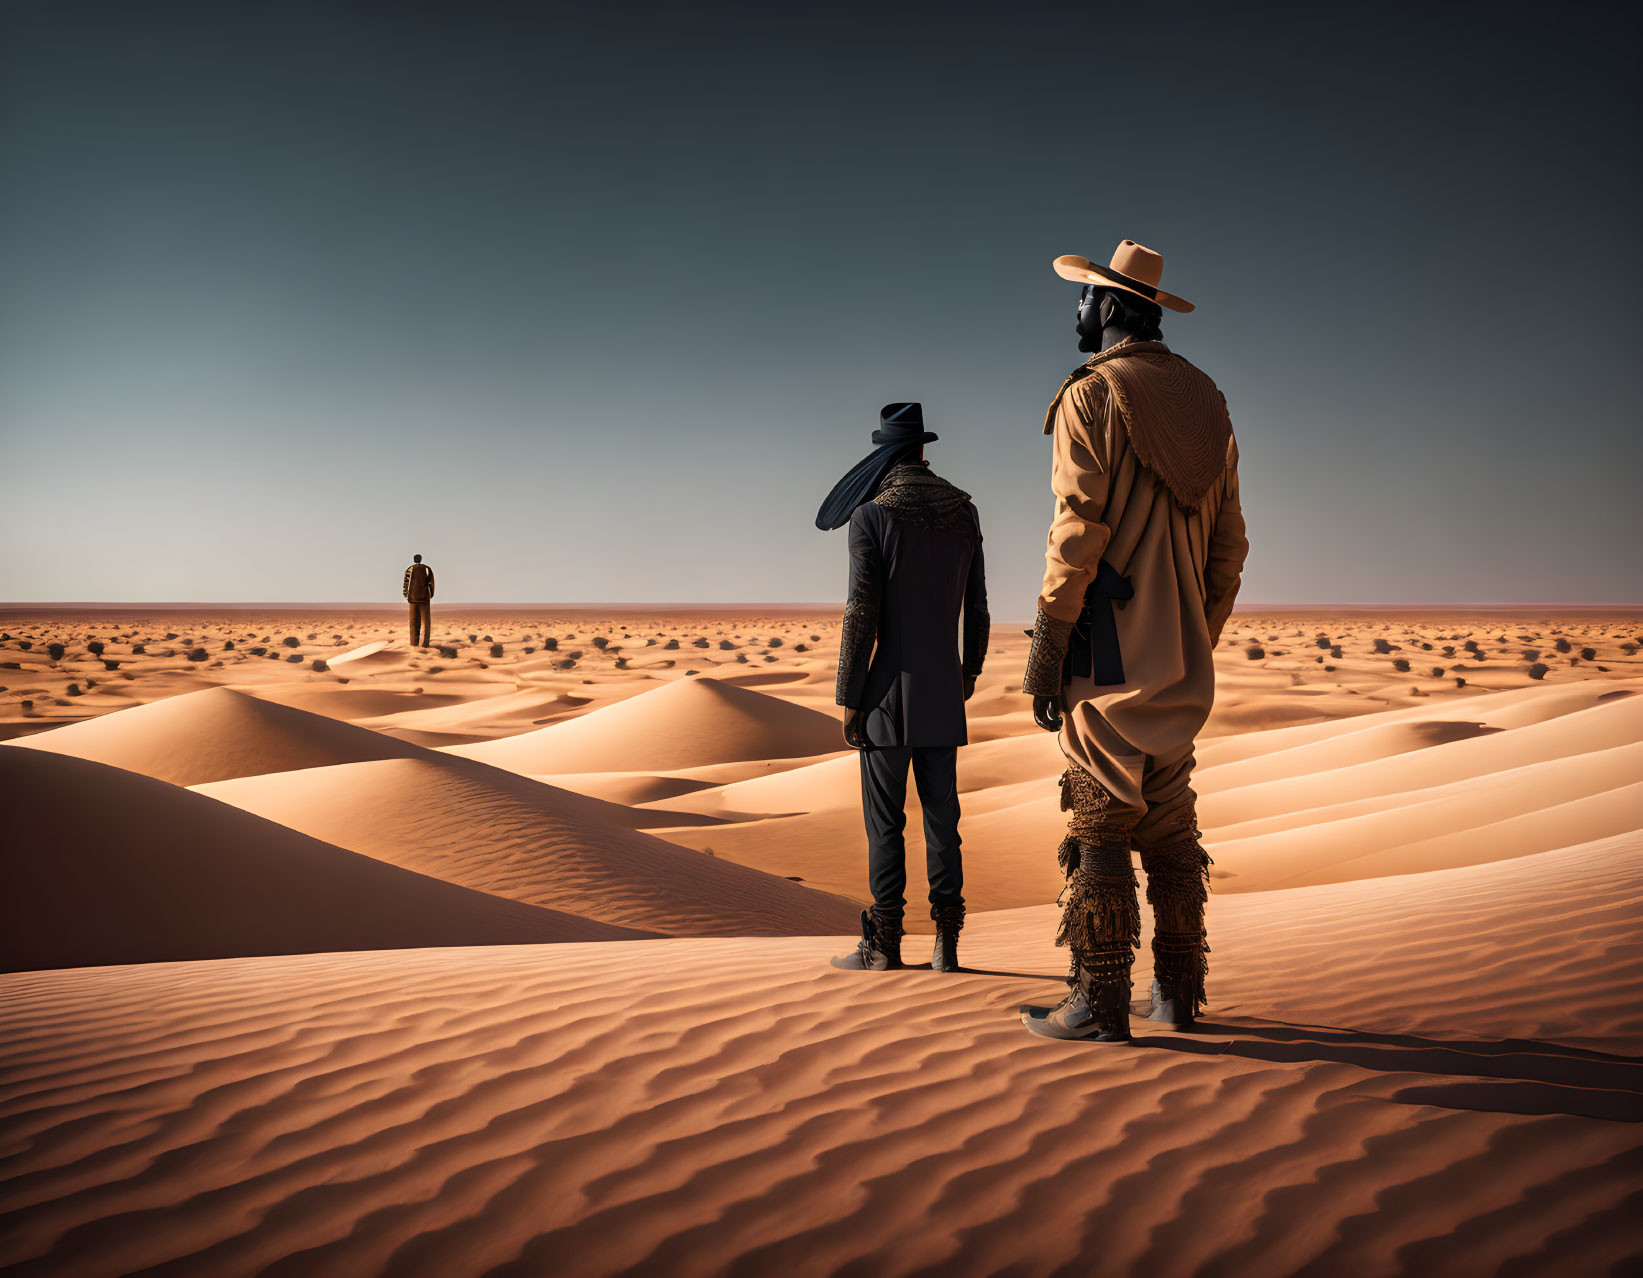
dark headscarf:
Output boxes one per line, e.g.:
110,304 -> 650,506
815,402 -> 940,531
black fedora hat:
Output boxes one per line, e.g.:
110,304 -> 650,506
872,401 -> 938,444
815,403 -> 939,531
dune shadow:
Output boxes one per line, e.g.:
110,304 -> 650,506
955,966 -> 1063,981
1407,719 -> 1506,745
1138,1019 -> 1643,1123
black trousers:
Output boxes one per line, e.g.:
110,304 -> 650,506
859,744 -> 963,915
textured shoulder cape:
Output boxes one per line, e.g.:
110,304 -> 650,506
869,462 -> 979,547
1042,341 -> 1232,513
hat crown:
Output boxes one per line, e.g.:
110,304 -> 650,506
880,402 -> 923,430
1109,239 -> 1163,289
1051,239 -> 1194,312
818,404 -> 939,529
869,401 -> 936,447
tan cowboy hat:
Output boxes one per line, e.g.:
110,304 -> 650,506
1052,239 -> 1194,313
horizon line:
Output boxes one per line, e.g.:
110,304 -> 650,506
2,601 -> 1640,613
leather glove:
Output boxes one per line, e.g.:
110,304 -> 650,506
842,709 -> 869,750
962,674 -> 977,702
1023,605 -> 1073,734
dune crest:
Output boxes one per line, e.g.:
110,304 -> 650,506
0,747 -> 642,972
447,675 -> 845,774
194,757 -> 860,937
8,685 -> 426,785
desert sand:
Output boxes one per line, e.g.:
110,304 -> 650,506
2,604 -> 1641,1274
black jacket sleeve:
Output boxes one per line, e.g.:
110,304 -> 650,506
836,506 -> 882,708
961,509 -> 989,687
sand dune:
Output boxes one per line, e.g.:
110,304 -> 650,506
948,732 -> 1643,901
1211,771 -> 1643,889
0,834 -> 1636,1275
2,606 -> 1640,1273
532,771 -> 721,806
1200,693 -> 1642,819
656,804 -> 900,907
8,685 -> 426,785
655,680 -> 1643,908
1196,682 -> 1635,781
659,751 -> 864,817
193,757 -> 859,937
250,685 -> 481,721
534,752 -> 854,807
661,731 -> 1067,821
364,685 -> 606,737
0,747 -> 641,973
1192,830 -> 1643,1050
1210,741 -> 1643,840
448,675 -> 845,774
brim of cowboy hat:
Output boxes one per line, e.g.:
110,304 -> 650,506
1052,255 -> 1195,313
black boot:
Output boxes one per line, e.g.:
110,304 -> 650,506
1023,955 -> 1132,1042
830,907 -> 904,971
931,902 -> 965,973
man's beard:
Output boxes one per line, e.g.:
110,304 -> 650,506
1076,316 -> 1103,353
1075,299 -> 1107,353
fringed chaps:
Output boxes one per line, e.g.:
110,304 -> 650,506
1056,840 -> 1139,958
1054,765 -> 1129,872
1054,767 -> 1138,988
1140,835 -> 1213,1014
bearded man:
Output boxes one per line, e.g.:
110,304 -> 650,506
1021,240 -> 1248,1042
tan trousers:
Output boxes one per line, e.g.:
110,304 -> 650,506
408,601 -> 431,646
1064,710 -> 1199,850
1056,717 -> 1211,1009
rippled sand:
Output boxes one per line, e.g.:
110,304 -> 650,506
2,605 -> 1640,1274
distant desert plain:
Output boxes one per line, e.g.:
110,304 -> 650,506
2,604 -> 1640,1276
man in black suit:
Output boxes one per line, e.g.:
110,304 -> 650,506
816,403 -> 989,973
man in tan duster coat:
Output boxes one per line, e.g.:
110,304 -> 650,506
1021,240 -> 1248,1042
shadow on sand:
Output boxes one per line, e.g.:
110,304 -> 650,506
1138,1019 -> 1643,1123
949,965 -> 1064,981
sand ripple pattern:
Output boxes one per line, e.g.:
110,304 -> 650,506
3,835 -> 1640,1277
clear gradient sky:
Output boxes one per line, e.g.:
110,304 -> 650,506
2,1 -> 1639,608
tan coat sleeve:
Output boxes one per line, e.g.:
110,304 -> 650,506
403,566 -> 412,600
1039,379 -> 1114,623
1203,436 -> 1248,646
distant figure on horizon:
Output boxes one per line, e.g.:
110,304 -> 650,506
403,554 -> 435,648
1020,240 -> 1248,1042
816,402 -> 989,974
